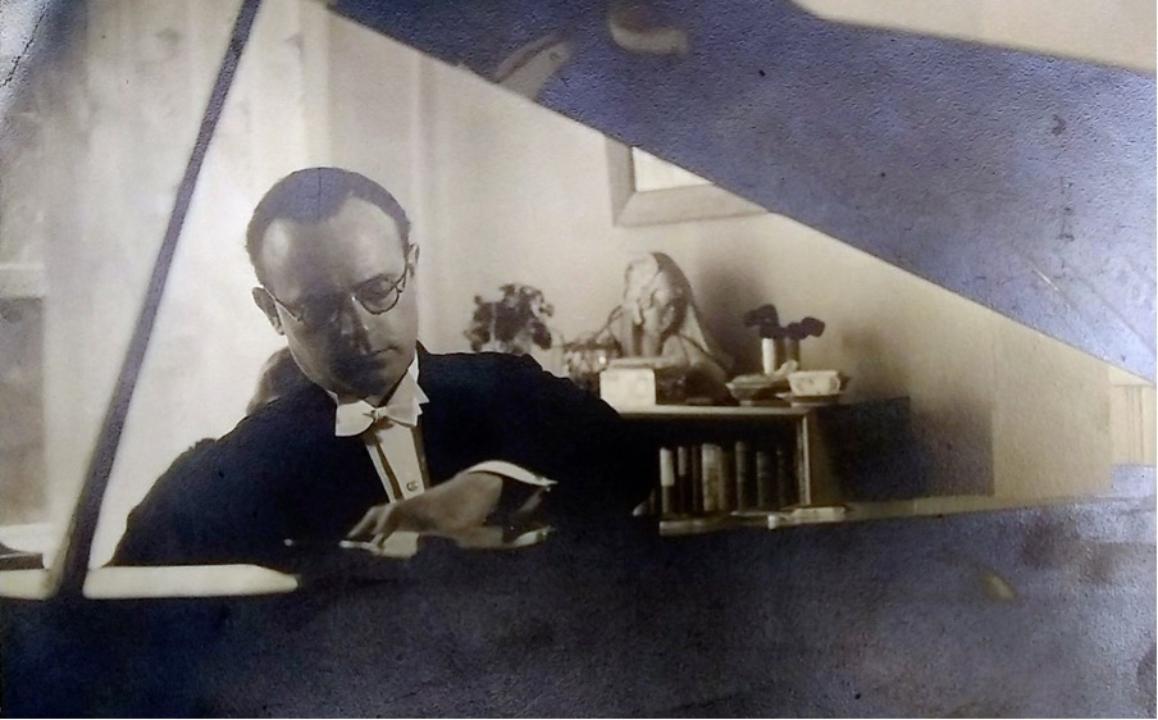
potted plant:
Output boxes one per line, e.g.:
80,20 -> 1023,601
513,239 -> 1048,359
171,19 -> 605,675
743,304 -> 825,373
465,284 -> 556,355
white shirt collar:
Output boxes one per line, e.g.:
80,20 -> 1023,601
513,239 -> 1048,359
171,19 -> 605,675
327,352 -> 429,436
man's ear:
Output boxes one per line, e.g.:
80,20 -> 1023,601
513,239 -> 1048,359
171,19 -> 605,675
408,243 -> 420,275
252,287 -> 285,335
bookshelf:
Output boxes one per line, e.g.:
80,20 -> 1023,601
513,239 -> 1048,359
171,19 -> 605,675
620,404 -> 843,535
619,405 -> 810,419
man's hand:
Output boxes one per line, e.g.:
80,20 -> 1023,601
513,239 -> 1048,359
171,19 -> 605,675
346,471 -> 505,552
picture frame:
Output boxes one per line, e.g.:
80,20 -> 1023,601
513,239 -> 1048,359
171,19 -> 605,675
605,139 -> 766,227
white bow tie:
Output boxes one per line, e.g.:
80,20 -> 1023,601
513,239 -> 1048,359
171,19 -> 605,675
334,399 -> 419,436
333,370 -> 428,437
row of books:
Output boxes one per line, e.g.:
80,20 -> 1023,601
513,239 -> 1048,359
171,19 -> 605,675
649,439 -> 799,517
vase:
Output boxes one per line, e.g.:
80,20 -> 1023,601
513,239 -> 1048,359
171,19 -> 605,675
787,338 -> 801,367
761,338 -> 784,375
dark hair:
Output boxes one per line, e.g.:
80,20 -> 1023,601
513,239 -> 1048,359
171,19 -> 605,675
246,347 -> 308,414
246,167 -> 411,284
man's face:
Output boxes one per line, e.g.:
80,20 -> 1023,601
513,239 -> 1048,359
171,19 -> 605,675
253,197 -> 419,399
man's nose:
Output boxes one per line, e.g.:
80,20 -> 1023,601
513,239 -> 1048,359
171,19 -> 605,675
336,297 -> 373,350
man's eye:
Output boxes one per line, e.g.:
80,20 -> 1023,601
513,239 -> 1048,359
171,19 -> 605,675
301,300 -> 339,324
360,284 -> 392,301
359,276 -> 400,300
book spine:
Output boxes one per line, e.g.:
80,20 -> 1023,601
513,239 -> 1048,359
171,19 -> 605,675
718,444 -> 735,512
734,440 -> 751,510
659,447 -> 676,516
701,444 -> 720,514
676,445 -> 690,515
756,446 -> 773,509
776,443 -> 793,508
690,444 -> 704,515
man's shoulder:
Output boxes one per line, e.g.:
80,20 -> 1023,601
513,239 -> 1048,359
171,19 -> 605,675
234,380 -> 331,434
423,349 -> 541,373
174,382 -> 332,469
421,349 -> 554,393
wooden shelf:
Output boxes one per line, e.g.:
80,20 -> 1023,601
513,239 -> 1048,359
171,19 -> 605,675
625,397 -> 916,535
618,404 -> 811,420
621,404 -> 822,522
658,506 -> 849,536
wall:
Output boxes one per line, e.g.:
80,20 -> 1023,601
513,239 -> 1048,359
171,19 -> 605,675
796,0 -> 1155,73
31,2 -> 250,556
0,2 -> 1148,565
0,7 -> 1150,716
0,0 -> 332,562
340,0 -> 1156,382
86,1 -> 340,566
0,0 -> 58,525
0,2 -> 427,565
87,6 -> 429,566
415,53 -> 1121,508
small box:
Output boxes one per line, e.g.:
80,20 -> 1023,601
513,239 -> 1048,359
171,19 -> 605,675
600,367 -> 658,409
599,363 -> 687,409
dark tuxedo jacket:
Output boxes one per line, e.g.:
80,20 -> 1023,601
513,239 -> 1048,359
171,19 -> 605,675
112,349 -> 653,568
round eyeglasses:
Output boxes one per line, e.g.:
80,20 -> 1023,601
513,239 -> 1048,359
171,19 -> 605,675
269,263 -> 411,330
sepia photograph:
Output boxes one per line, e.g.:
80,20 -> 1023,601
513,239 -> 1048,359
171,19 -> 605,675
0,0 -> 1154,716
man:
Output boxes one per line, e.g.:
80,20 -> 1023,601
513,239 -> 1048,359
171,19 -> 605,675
113,167 -> 652,568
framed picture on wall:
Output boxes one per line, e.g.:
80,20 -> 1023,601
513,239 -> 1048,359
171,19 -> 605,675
605,139 -> 766,226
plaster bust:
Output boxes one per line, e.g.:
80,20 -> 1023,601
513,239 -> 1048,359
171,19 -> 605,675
610,252 -> 732,398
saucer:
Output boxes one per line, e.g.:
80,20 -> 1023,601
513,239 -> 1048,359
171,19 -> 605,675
775,392 -> 842,407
